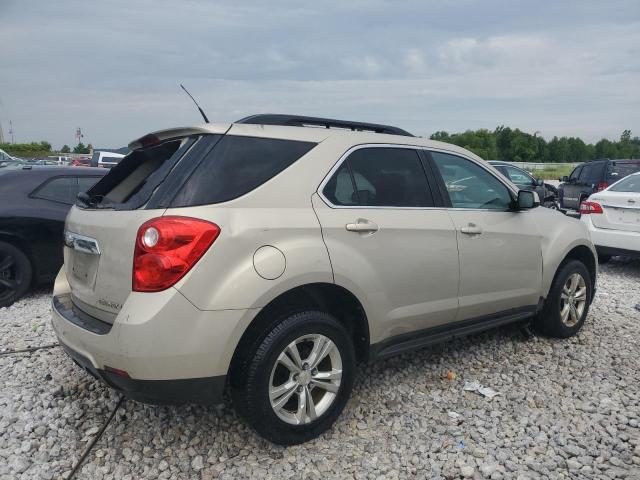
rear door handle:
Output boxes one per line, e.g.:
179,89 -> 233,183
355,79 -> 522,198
346,219 -> 379,233
460,223 -> 483,235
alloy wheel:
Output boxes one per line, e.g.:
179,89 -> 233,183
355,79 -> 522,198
268,334 -> 342,425
560,272 -> 587,327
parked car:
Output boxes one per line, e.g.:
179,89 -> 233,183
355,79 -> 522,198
70,157 -> 92,167
558,159 -> 640,211
90,150 -> 125,168
580,171 -> 640,262
52,114 -> 596,445
0,148 -> 18,161
488,161 -> 558,208
0,159 -> 25,169
0,167 -> 106,307
47,155 -> 72,165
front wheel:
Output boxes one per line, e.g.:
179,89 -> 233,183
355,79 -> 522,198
535,260 -> 592,338
0,241 -> 32,308
232,311 -> 355,445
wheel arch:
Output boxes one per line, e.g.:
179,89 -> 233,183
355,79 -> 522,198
0,231 -> 35,284
228,282 -> 370,388
545,243 -> 597,302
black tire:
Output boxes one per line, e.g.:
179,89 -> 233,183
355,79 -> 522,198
535,260 -> 592,338
0,241 -> 32,308
597,254 -> 612,264
232,310 -> 355,445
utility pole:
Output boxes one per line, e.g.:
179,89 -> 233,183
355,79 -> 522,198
76,127 -> 83,146
9,120 -> 14,144
0,122 -> 4,144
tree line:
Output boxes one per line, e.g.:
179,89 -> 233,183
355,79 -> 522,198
1,141 -> 93,157
430,127 -> 640,163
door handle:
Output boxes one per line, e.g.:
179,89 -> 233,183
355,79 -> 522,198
346,219 -> 379,233
460,223 -> 483,235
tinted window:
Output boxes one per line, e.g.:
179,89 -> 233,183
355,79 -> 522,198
608,161 -> 640,180
323,148 -> 433,207
431,152 -> 513,210
171,136 -> 316,207
569,166 -> 582,180
77,176 -> 101,194
578,164 -> 593,182
32,177 -> 76,204
587,162 -> 606,181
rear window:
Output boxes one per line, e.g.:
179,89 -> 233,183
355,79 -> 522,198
609,174 -> 640,193
607,161 -> 640,181
81,139 -> 188,210
169,135 -> 316,207
82,134 -> 316,210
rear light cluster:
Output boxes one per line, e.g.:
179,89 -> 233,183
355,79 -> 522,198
579,201 -> 603,215
133,216 -> 220,292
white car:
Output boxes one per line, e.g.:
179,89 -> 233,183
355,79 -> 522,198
581,171 -> 640,262
90,150 -> 125,168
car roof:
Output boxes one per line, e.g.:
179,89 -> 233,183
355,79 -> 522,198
130,120 -> 485,162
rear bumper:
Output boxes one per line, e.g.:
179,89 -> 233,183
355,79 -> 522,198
51,269 -> 259,404
61,342 -> 226,405
581,215 -> 640,256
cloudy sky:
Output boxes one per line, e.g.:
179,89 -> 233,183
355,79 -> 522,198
1,0 -> 639,148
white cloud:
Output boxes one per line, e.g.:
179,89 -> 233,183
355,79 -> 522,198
0,0 -> 639,147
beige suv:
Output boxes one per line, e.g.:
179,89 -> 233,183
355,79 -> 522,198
52,114 -> 597,444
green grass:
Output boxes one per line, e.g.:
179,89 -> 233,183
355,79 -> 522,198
533,164 -> 574,180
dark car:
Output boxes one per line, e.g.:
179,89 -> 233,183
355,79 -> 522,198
558,159 -> 640,211
488,161 -> 558,208
0,167 -> 107,307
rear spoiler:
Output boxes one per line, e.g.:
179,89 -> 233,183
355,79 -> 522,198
128,124 -> 231,151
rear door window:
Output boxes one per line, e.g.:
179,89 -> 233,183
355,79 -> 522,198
170,136 -> 316,207
31,177 -> 76,204
322,147 -> 434,207
587,162 -> 606,182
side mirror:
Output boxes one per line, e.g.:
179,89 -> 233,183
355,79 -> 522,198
536,178 -> 544,187
517,190 -> 539,210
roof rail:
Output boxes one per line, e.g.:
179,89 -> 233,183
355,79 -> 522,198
236,114 -> 414,137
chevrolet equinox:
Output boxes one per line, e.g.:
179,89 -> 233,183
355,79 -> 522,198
52,114 -> 597,444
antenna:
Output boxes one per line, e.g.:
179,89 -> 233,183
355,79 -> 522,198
180,84 -> 210,123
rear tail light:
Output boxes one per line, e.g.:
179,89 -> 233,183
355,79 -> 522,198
579,201 -> 603,215
596,182 -> 608,191
133,216 -> 220,292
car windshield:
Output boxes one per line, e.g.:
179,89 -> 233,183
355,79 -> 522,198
609,174 -> 640,193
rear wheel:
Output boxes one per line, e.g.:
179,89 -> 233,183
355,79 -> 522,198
232,310 -> 355,445
0,241 -> 32,308
535,260 -> 592,338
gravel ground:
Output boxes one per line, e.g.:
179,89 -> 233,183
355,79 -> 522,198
1,259 -> 639,479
